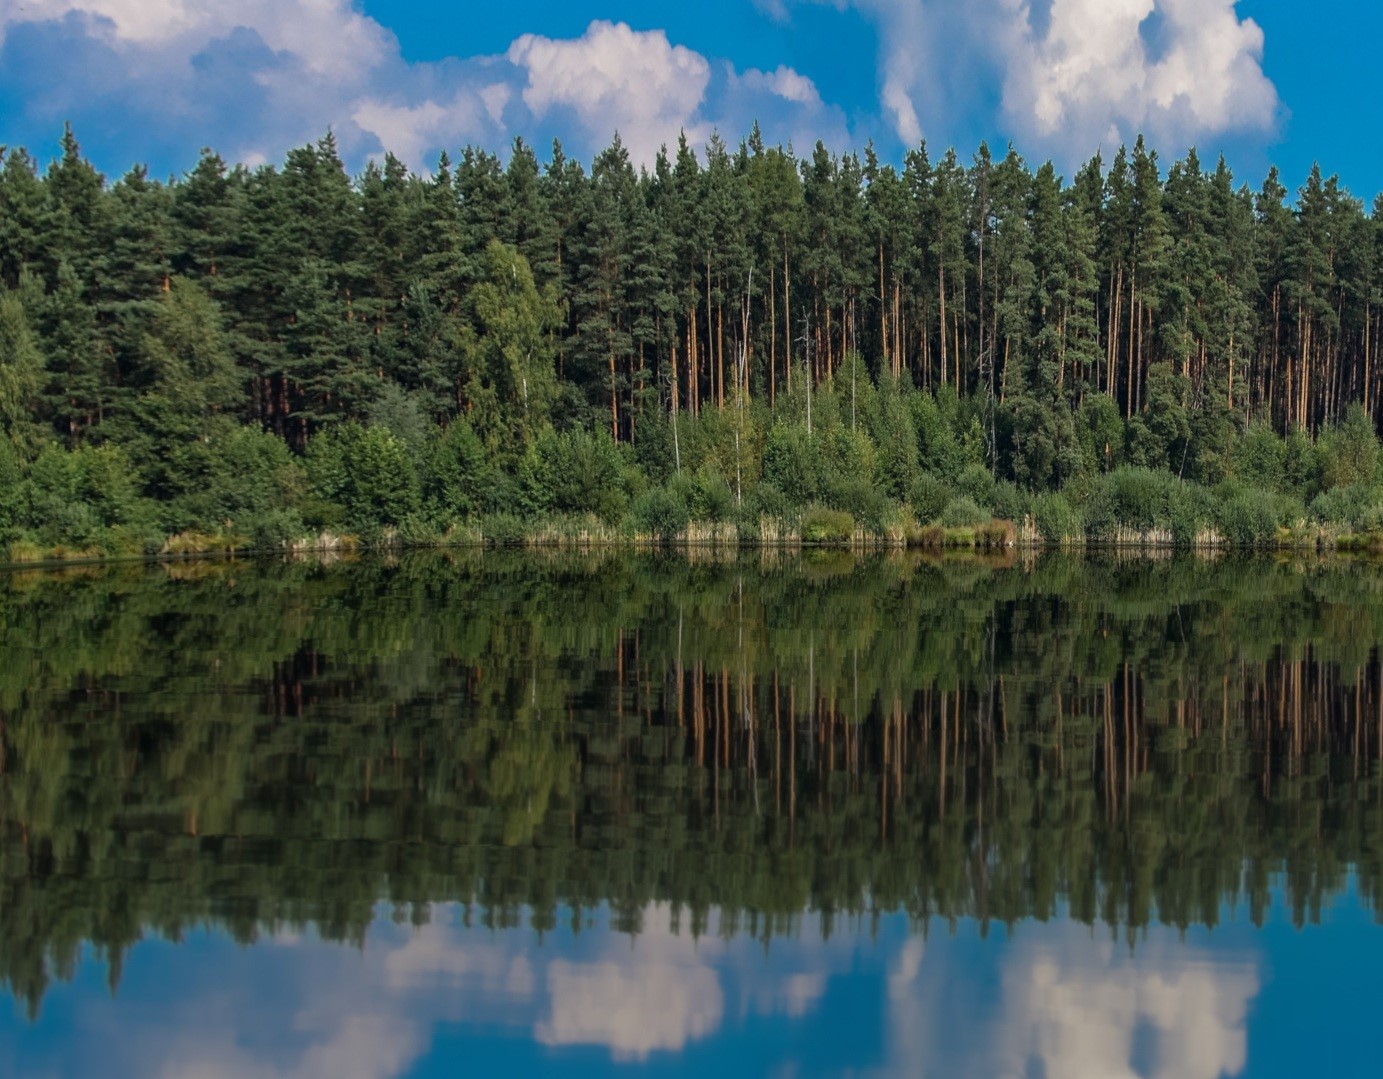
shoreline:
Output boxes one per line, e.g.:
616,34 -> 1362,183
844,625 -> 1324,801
3,522 -> 1380,574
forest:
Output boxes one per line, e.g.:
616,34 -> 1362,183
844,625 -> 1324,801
3,550 -> 1382,1014
5,126 -> 1383,554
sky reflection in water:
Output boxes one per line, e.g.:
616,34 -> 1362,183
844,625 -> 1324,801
7,890 -> 1379,1079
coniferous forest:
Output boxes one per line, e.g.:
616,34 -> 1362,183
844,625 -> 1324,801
6,125 -> 1383,555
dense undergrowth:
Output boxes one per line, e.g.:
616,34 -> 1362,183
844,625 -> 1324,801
6,374 -> 1383,561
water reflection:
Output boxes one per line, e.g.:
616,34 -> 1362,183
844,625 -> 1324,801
885,928 -> 1259,1079
3,900 -> 1280,1078
3,550 -> 1383,1073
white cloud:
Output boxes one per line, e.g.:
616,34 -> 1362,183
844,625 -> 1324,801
994,937 -> 1257,1079
0,0 -> 391,78
160,1013 -> 422,1079
0,8 -> 845,172
0,0 -> 507,170
740,65 -> 824,108
809,0 -> 1277,160
881,924 -> 1260,1078
1002,0 -> 1278,153
351,93 -> 495,173
540,956 -> 725,1059
507,21 -> 712,166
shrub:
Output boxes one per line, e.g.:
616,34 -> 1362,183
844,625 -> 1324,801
1321,403 -> 1381,490
689,468 -> 734,523
914,524 -> 947,548
1310,484 -> 1383,532
1165,481 -> 1217,545
1217,489 -> 1282,546
1105,468 -> 1167,531
0,438 -> 22,541
243,508 -> 306,551
908,473 -> 950,523
940,496 -> 987,528
990,481 -> 1029,524
749,481 -> 791,527
955,462 -> 997,508
396,514 -> 441,547
1031,493 -> 1083,544
976,519 -> 1017,548
539,428 -> 631,524
424,419 -> 490,524
480,513 -> 527,547
632,486 -> 690,543
801,505 -> 854,543
307,424 -> 420,531
763,423 -> 819,507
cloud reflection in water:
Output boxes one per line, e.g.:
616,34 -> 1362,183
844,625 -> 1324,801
11,906 -> 1261,1078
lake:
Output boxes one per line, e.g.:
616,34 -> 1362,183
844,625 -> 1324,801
2,549 -> 1382,1077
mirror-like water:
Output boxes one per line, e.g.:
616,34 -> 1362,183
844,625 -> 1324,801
3,550 -> 1382,1076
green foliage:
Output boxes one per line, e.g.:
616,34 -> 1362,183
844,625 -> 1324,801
1085,467 -> 1170,534
0,287 -> 44,453
1321,404 -> 1380,490
307,424 -> 420,533
1031,492 -> 1083,542
632,485 -> 690,542
1075,394 -> 1124,474
522,428 -> 631,524
169,426 -> 303,534
801,505 -> 854,543
990,481 -> 1028,524
1310,484 -> 1383,531
1217,489 -> 1284,546
1282,428 -> 1324,500
762,422 -> 819,507
26,442 -> 144,545
465,241 -> 561,452
939,496 -> 987,528
423,418 -> 490,524
2,128 -> 1383,554
1165,480 -> 1219,544
687,467 -> 734,523
0,437 -> 21,539
954,463 -> 997,509
244,508 -> 307,550
1233,423 -> 1287,492
908,473 -> 950,524
868,380 -> 920,500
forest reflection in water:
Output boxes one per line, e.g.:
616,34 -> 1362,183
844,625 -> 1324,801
2,547 -> 1383,1062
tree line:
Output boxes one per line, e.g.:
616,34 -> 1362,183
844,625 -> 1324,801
4,551 -> 1383,1014
5,126 -> 1383,552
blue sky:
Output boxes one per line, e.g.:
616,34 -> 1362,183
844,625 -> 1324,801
0,1 -> 1378,199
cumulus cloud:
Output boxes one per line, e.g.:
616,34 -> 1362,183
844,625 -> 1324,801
91,903 -> 854,1077
0,0 -> 391,79
739,65 -> 824,109
0,0 -> 510,169
540,955 -> 725,1059
536,904 -> 842,1059
808,0 -> 1278,160
881,924 -> 1260,1078
507,21 -> 712,166
997,945 -> 1256,1078
1002,0 -> 1278,153
0,6 -> 841,173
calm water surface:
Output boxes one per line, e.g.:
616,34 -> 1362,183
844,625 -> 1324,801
2,550 -> 1383,1077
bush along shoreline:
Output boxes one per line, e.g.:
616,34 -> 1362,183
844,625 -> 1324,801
7,375 -> 1383,563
